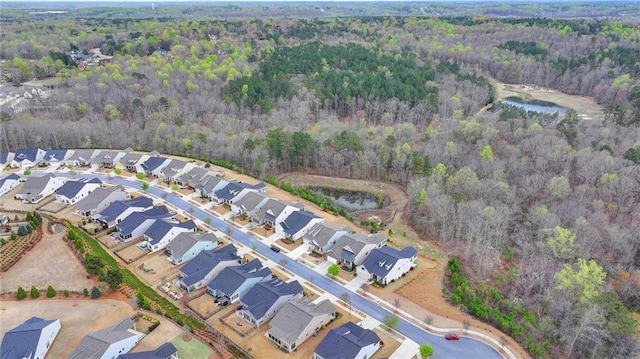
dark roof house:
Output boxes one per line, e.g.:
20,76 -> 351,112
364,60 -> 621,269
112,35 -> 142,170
314,322 -> 381,359
0,317 -> 61,359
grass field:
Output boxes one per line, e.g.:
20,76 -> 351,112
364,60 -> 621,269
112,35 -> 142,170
170,333 -> 213,358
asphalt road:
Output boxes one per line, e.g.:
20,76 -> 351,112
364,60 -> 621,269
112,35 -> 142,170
64,173 -> 503,359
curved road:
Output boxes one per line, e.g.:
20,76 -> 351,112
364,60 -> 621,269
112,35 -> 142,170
62,173 -> 502,359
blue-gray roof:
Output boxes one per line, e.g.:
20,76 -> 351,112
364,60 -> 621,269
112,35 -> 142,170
361,246 -> 417,278
280,210 -> 319,235
97,196 -> 153,224
207,258 -> 271,295
315,322 -> 380,359
0,173 -> 20,187
116,206 -> 172,237
180,245 -> 239,286
42,149 -> 68,162
240,279 -> 303,321
0,153 -> 9,164
214,182 -> 250,201
145,219 -> 196,245
117,342 -> 177,359
140,156 -> 168,172
56,178 -> 101,199
0,317 -> 58,359
13,148 -> 40,163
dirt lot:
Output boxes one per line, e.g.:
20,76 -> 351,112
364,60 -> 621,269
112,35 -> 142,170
373,328 -> 402,359
132,251 -> 181,286
0,221 -> 94,293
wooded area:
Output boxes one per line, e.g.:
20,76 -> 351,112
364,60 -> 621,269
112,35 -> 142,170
0,6 -> 639,358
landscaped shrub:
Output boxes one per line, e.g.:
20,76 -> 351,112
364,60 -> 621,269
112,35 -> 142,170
90,286 -> 101,299
83,288 -> 89,296
30,286 -> 40,298
16,286 -> 27,300
46,286 -> 56,298
63,290 -> 70,297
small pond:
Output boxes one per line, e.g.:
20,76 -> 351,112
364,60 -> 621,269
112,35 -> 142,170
305,186 -> 384,212
501,96 -> 568,115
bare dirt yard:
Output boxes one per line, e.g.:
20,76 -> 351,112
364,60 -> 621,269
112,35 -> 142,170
0,221 -> 94,293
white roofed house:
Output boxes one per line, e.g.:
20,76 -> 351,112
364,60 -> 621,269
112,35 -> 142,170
357,246 -> 418,286
267,298 -> 336,353
157,159 -> 196,183
143,219 -> 197,252
0,317 -> 61,359
277,210 -> 323,242
328,232 -> 387,269
252,198 -> 304,228
55,177 -> 102,204
15,173 -> 65,203
75,185 -> 128,218
0,173 -> 21,197
166,231 -> 218,265
68,318 -> 144,359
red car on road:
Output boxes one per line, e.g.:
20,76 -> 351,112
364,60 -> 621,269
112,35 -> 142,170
445,333 -> 460,340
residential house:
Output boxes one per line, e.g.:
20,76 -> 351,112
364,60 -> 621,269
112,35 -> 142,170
116,152 -> 148,172
143,219 -> 197,252
11,148 -> 45,168
0,317 -> 61,359
328,233 -> 387,269
0,173 -> 21,196
267,298 -> 336,353
68,318 -> 144,359
166,232 -> 218,265
67,149 -> 100,167
304,223 -> 352,256
38,149 -> 72,168
212,181 -> 265,205
114,206 -> 173,242
176,167 -> 218,188
95,150 -> 126,168
116,342 -> 178,359
237,279 -> 303,328
207,258 -> 272,303
314,322 -> 381,359
230,191 -> 270,217
252,198 -> 304,227
277,210 -> 323,242
15,173 -> 65,203
0,214 -> 8,225
92,196 -> 154,227
195,175 -> 228,200
358,246 -> 417,285
177,245 -> 240,292
75,185 -> 127,217
157,159 -> 196,183
0,152 -> 15,169
55,177 -> 102,204
137,156 -> 171,177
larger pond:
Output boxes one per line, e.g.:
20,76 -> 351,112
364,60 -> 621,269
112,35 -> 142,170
501,96 -> 568,115
304,186 -> 384,212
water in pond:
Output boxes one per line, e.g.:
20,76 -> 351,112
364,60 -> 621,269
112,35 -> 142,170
501,96 -> 567,115
305,186 -> 382,212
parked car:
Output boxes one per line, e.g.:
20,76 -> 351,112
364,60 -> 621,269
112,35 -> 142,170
270,245 -> 280,252
215,296 -> 230,307
445,333 -> 460,340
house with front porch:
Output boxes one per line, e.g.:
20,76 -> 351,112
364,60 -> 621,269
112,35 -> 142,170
358,246 -> 417,285
15,173 -> 65,203
95,150 -> 126,168
75,185 -> 128,217
38,149 -> 72,168
236,279 -> 303,328
66,149 -> 99,167
304,223 -> 352,256
267,298 -> 335,353
137,156 -> 171,177
166,232 -> 218,265
207,258 -> 272,303
143,219 -> 197,252
116,152 -> 148,172
158,159 -> 196,183
55,177 -> 102,204
276,210 -> 324,242
194,175 -> 228,199
252,199 -> 303,227
212,181 -> 266,205
327,233 -> 387,269
177,245 -> 240,292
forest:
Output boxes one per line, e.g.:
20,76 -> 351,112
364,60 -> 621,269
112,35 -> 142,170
0,5 -> 639,358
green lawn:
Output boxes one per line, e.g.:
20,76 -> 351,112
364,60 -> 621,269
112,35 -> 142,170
170,334 -> 213,358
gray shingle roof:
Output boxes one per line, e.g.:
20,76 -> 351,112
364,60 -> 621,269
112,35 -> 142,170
305,223 -> 352,248
159,159 -> 187,178
268,298 -> 335,346
144,219 -> 196,245
0,317 -> 59,359
75,185 -> 126,214
361,246 -> 418,278
117,342 -> 177,359
207,258 -> 271,295
330,233 -> 387,262
56,177 -> 101,199
166,232 -> 218,260
0,173 -> 20,188
118,152 -> 144,167
140,156 -> 168,172
68,318 -> 137,359
240,279 -> 303,321
16,173 -> 58,196
180,245 -> 239,286
234,191 -> 270,212
280,210 -> 320,235
95,196 -> 153,224
315,322 -> 380,359
67,149 -> 98,163
116,206 -> 173,237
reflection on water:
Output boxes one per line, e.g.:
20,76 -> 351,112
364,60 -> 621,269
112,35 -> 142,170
305,186 -> 382,212
501,96 -> 567,115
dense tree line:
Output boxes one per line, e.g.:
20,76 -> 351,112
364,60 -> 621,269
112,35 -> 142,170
0,13 -> 639,358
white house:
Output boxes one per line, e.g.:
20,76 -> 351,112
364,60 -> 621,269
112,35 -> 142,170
75,185 -> 128,218
276,210 -> 323,241
252,198 -> 303,227
55,177 -> 102,204
11,148 -> 46,169
137,156 -> 171,176
68,318 -> 144,359
0,173 -> 21,196
38,149 -> 72,169
314,322 -> 381,359
328,232 -> 387,268
177,245 -> 240,292
237,279 -> 303,328
0,152 -> 15,170
230,191 -> 270,216
358,246 -> 418,285
66,149 -> 100,167
0,317 -> 61,359
267,298 -> 335,353
166,232 -> 218,265
207,258 -> 272,303
157,159 -> 196,183
304,223 -> 352,256
92,196 -> 154,228
15,173 -> 65,203
114,206 -> 173,242
143,219 -> 197,252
